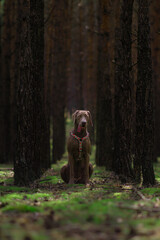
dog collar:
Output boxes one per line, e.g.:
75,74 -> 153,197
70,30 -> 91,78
70,132 -> 89,159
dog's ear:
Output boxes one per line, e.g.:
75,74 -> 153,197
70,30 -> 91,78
87,111 -> 93,127
72,110 -> 79,124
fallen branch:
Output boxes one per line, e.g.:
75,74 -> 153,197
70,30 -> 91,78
132,186 -> 149,201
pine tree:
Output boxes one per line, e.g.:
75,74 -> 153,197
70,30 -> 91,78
14,0 -> 50,186
113,0 -> 134,180
96,0 -> 114,168
135,0 -> 155,186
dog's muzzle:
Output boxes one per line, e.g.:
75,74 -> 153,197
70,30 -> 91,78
81,121 -> 86,127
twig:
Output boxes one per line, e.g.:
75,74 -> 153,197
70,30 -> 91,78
85,26 -> 109,37
131,62 -> 138,68
131,186 -> 149,201
112,60 -> 122,68
129,62 -> 138,71
44,5 -> 56,25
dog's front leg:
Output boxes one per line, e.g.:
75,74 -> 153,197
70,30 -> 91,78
68,153 -> 74,184
84,154 -> 89,185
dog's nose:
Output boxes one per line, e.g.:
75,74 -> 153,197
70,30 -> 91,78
82,121 -> 86,127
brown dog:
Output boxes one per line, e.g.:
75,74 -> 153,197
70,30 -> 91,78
60,110 -> 93,184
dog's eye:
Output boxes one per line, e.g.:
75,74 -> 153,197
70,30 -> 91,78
84,114 -> 88,120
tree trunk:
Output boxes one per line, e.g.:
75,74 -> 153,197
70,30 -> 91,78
136,0 -> 155,186
96,0 -> 114,168
0,0 -> 19,164
51,0 -> 68,163
1,1 -> 11,163
82,0 -> 97,144
14,0 -> 50,186
0,1 -> 3,163
113,0 -> 134,181
10,0 -> 19,165
132,0 -> 140,180
44,0 -> 52,167
67,0 -> 84,112
150,1 -> 160,161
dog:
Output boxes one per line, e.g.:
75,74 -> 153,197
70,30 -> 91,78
60,110 -> 93,185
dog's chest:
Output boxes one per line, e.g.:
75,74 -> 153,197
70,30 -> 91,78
68,136 -> 90,157
73,138 -> 88,153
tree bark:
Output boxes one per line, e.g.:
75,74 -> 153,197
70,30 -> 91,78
14,0 -> 50,186
150,1 -> 160,161
67,0 -> 84,112
82,0 -> 98,144
10,0 -> 19,166
44,0 -> 52,167
0,1 -> 3,163
113,0 -> 134,181
51,0 -> 68,163
132,0 -> 140,180
0,1 -> 11,163
96,0 -> 114,168
136,0 -> 155,186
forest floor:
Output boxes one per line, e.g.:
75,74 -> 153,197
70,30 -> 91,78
1,151 -> 160,240
1,119 -> 160,240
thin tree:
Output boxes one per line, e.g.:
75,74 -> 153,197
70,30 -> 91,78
10,0 -> 19,166
0,1 -> 3,163
51,0 -> 68,163
82,0 -> 97,143
67,0 -> 84,112
14,0 -> 50,186
135,0 -> 155,186
0,0 -> 18,164
1,0 -> 11,163
132,0 -> 139,180
113,0 -> 134,181
96,0 -> 114,168
44,0 -> 52,167
150,1 -> 160,161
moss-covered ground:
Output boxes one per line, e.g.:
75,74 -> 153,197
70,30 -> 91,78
1,154 -> 160,240
0,120 -> 160,239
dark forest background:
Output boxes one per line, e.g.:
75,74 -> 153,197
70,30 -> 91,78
0,0 -> 160,186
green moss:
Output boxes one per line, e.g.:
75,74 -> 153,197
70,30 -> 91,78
0,185 -> 30,192
1,193 -> 24,202
2,204 -> 41,213
40,175 -> 61,184
112,192 -> 130,199
141,188 -> 160,195
0,171 -> 8,178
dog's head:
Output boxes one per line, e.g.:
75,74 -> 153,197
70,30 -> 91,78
72,110 -> 93,132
